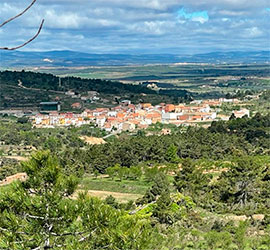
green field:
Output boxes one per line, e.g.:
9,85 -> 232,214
1,64 -> 270,110
80,176 -> 151,195
39,63 -> 270,96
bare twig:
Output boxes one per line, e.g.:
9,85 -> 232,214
0,19 -> 44,50
0,0 -> 38,28
0,0 -> 44,50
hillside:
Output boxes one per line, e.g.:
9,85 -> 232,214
1,50 -> 269,67
0,70 -> 189,110
1,114 -> 270,249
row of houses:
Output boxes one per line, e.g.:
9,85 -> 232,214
32,98 -> 249,132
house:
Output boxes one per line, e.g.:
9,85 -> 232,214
82,109 -> 93,117
117,113 -> 125,119
191,115 -> 203,121
122,122 -> 136,131
107,117 -> 116,122
128,104 -> 136,110
40,102 -> 61,112
111,119 -> 123,131
145,112 -> 162,124
71,102 -> 82,109
165,104 -> 175,113
72,94 -> 81,98
96,115 -> 106,127
174,104 -> 185,112
121,100 -> 131,106
178,114 -> 190,121
162,113 -> 178,122
233,109 -> 250,118
140,103 -> 152,109
92,96 -> 100,101
88,91 -> 99,97
217,114 -> 230,121
190,100 -> 202,105
161,128 -> 171,135
137,123 -> 148,129
200,104 -> 211,113
104,122 -> 113,132
34,114 -> 44,125
65,90 -> 75,96
108,111 -> 117,117
203,100 -> 221,106
81,96 -> 90,101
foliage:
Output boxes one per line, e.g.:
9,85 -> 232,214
209,113 -> 270,150
86,126 -> 254,173
138,172 -> 170,204
0,158 -> 22,181
0,70 -> 193,109
1,113 -> 270,248
0,151 -> 157,249
174,158 -> 210,201
212,156 -> 270,212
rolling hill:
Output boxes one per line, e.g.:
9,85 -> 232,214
0,50 -> 269,67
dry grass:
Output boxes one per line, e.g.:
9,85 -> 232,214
3,156 -> 28,161
79,136 -> 106,145
73,189 -> 142,203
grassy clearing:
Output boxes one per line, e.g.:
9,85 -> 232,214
0,182 -> 14,191
74,190 -> 142,203
79,177 -> 151,195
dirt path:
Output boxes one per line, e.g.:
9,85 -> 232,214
17,80 -> 65,94
3,156 -> 28,161
73,189 -> 142,202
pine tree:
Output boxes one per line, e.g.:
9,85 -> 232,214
0,151 -> 156,249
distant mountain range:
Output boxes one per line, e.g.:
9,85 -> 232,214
0,50 -> 269,67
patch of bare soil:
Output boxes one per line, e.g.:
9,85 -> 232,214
80,136 -> 106,145
73,190 -> 142,202
4,156 -> 28,161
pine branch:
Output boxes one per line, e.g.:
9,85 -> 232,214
24,213 -> 63,221
129,201 -> 156,215
31,247 -> 41,250
51,231 -> 87,237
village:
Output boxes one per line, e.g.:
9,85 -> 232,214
32,98 -> 250,132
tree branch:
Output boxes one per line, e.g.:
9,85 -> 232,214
0,0 -> 38,28
51,231 -> 87,237
0,19 -> 44,50
129,201 -> 156,215
0,227 -> 8,232
24,213 -> 63,221
0,0 -> 44,50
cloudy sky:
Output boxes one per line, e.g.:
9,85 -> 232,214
0,0 -> 269,54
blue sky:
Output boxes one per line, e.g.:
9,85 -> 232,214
177,8 -> 209,24
0,0 -> 269,54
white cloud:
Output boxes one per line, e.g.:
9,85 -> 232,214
243,27 -> 263,37
222,18 -> 230,22
190,16 -> 208,24
44,10 -> 85,29
129,21 -> 175,35
219,10 -> 248,16
0,0 -> 269,53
